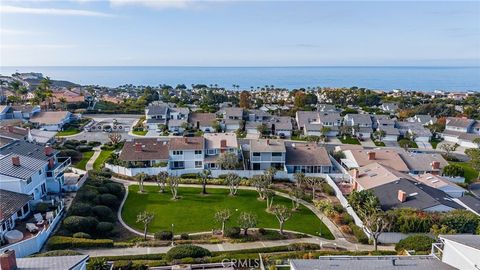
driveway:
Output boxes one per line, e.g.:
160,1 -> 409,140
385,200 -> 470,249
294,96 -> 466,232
416,141 -> 432,150
68,114 -> 141,143
383,141 -> 399,147
360,138 -> 377,148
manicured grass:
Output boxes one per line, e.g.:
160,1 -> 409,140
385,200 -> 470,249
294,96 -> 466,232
132,130 -> 147,136
56,128 -> 81,136
122,185 -> 334,239
430,138 -> 442,149
73,151 -> 94,170
398,139 -> 418,149
338,135 -> 361,145
373,141 -> 385,147
450,162 -> 478,184
93,150 -> 113,171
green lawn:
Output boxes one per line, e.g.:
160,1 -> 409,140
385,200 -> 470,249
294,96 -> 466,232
373,141 -> 386,147
73,151 -> 94,170
93,150 -> 113,171
132,130 -> 147,136
56,128 -> 81,136
449,162 -> 478,184
398,139 -> 418,149
122,185 -> 334,239
429,138 -> 442,149
338,135 -> 361,145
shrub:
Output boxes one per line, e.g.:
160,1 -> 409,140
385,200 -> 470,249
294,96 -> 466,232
321,182 -> 335,196
440,210 -> 479,234
76,145 -> 93,152
443,164 -> 465,177
35,202 -> 50,213
46,236 -> 113,249
97,186 -> 110,194
258,228 -> 267,235
72,232 -> 91,239
181,233 -> 190,240
32,250 -> 82,257
339,225 -> 352,234
341,212 -> 354,225
395,235 -> 435,252
69,203 -> 92,217
76,187 -> 99,202
349,223 -> 368,244
165,244 -> 211,261
224,227 -> 241,238
92,205 -> 115,221
99,193 -> 119,208
287,243 -> 320,251
88,141 -> 101,147
96,222 -> 114,234
154,231 -> 173,241
180,173 -> 198,179
105,182 -> 124,197
63,216 -> 98,233
58,149 -> 82,163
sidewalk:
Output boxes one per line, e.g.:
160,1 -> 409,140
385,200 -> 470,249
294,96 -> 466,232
85,147 -> 101,171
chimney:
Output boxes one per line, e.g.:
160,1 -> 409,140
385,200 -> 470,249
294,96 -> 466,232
266,139 -> 270,145
431,161 -> 440,170
48,158 -> 55,169
184,137 -> 188,144
398,190 -> 407,203
12,156 -> 20,166
367,151 -> 376,160
134,142 -> 142,152
7,126 -> 13,133
220,139 -> 227,148
352,169 -> 359,180
44,146 -> 54,156
0,250 -> 17,270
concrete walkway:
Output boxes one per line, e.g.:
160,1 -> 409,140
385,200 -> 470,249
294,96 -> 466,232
85,147 -> 101,171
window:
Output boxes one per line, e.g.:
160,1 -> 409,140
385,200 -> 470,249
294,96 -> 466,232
272,152 -> 282,157
22,204 -> 29,214
195,161 -> 202,168
253,163 -> 261,170
173,161 -> 184,168
38,170 -> 42,175
195,150 -> 202,155
26,177 -> 32,184
173,150 -> 183,155
253,152 -> 260,157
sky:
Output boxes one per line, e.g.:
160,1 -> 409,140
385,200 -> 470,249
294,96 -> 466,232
1,0 -> 479,66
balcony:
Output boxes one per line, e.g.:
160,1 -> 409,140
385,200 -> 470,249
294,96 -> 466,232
251,156 -> 285,162
46,157 -> 71,179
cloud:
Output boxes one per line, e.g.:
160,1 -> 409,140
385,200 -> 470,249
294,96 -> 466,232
109,0 -> 195,9
0,5 -> 114,17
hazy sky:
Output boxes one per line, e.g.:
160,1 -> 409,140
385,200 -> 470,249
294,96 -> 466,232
1,0 -> 479,66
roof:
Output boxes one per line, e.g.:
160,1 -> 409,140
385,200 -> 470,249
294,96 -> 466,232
352,162 -> 415,190
0,140 -> 58,161
250,139 -> 286,153
439,234 -> 480,250
189,113 -> 217,127
286,142 -> 332,166
0,126 -> 28,140
303,123 -> 323,131
296,111 -> 320,127
446,117 -> 475,129
30,111 -> 70,125
0,189 -> 31,222
146,103 -> 168,116
222,107 -> 244,118
10,105 -> 36,113
269,116 -> 293,130
0,153 -> 48,180
169,118 -> 188,127
371,178 -> 462,211
170,106 -> 189,115
397,151 -> 448,172
169,137 -> 205,150
290,256 -> 455,270
318,112 -> 342,124
344,149 -> 409,172
412,115 -> 436,125
457,196 -> 480,214
0,137 -> 14,148
204,133 -> 238,149
16,255 -> 89,270
379,126 -> 400,135
396,122 -> 432,137
345,114 -> 373,126
119,138 -> 169,161
414,173 -> 464,190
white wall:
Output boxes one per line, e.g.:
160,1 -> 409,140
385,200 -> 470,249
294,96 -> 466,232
441,238 -> 480,270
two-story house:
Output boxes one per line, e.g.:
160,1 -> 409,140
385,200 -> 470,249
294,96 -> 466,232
343,114 -> 373,138
249,139 -> 286,170
408,114 -> 436,126
442,117 -> 480,148
218,107 -> 244,132
168,137 -> 205,170
29,111 -> 72,131
145,102 -> 169,130
296,111 -> 341,137
204,133 -> 239,169
168,107 -> 189,133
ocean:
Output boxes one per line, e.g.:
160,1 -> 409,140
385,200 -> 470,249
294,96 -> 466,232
1,66 -> 479,92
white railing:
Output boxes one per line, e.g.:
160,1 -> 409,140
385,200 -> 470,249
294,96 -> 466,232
105,164 -> 167,176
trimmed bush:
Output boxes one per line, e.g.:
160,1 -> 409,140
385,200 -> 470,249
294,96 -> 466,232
69,203 -> 92,217
96,222 -> 114,234
349,223 -> 368,244
97,186 -> 110,194
258,228 -> 267,235
72,232 -> 91,239
32,250 -> 82,257
47,236 -> 113,249
180,233 -> 189,240
395,235 -> 435,252
287,243 -> 320,251
92,205 -> 115,222
165,244 -> 211,261
154,231 -> 173,241
224,227 -> 241,238
76,145 -> 93,152
99,193 -> 119,208
106,182 -> 124,197
35,202 -> 50,213
63,216 -> 98,233
180,173 -> 198,179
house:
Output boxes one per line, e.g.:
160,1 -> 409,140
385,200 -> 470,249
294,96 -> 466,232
396,122 -> 432,142
6,105 -> 41,120
436,234 -> 480,270
246,109 -> 271,122
168,137 -> 205,170
380,102 -> 399,114
0,190 -> 32,239
119,138 -> 169,168
268,116 -> 293,138
145,102 -> 169,130
29,111 -> 71,131
341,149 -> 410,172
397,151 -> 448,175
374,115 -> 397,128
441,117 -> 480,148
296,111 -> 341,137
218,107 -> 244,132
408,114 -> 436,126
350,162 -> 414,191
0,250 -> 89,270
249,139 -> 286,170
204,133 -> 239,169
344,114 -> 373,138
414,173 -> 466,198
0,126 -> 56,144
0,105 -> 10,120
285,142 -> 332,174
188,113 -> 217,132
317,104 -> 339,112
378,126 -> 400,141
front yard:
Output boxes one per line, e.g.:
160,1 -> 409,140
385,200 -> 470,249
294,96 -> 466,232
449,162 -> 478,184
56,127 -> 82,136
122,185 -> 334,239
338,135 -> 361,145
72,150 -> 94,170
93,150 -> 113,171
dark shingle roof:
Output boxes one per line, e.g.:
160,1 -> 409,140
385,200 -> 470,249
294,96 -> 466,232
0,189 -> 31,222
146,103 -> 168,116
0,153 -> 48,180
458,196 -> 480,214
286,142 -> 332,167
16,255 -> 90,270
440,234 -> 480,250
0,140 -> 57,161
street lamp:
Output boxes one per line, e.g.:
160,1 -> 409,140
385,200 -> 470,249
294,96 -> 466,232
171,223 -> 175,247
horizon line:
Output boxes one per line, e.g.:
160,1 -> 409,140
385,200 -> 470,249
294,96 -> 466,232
2,65 -> 480,69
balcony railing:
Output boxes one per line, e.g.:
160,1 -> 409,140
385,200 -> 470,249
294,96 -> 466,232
251,156 -> 285,162
46,157 -> 71,179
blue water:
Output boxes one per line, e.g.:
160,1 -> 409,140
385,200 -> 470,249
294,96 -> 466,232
1,66 -> 479,91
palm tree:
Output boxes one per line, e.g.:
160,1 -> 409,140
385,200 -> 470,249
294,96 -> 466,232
136,172 -> 147,193
198,169 -> 211,195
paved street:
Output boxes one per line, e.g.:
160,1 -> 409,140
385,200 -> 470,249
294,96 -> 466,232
68,114 -> 141,143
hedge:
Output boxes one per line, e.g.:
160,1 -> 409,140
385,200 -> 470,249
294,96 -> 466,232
96,222 -> 114,234
99,193 -> 120,208
72,232 -> 91,239
31,250 -> 82,257
165,245 -> 211,261
154,231 -> 173,241
224,227 -> 241,238
47,236 -> 114,249
349,223 -> 369,244
69,203 -> 92,217
92,205 -> 115,222
62,216 -> 98,233
395,235 -> 435,252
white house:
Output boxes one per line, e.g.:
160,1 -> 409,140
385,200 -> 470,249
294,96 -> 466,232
29,111 -> 71,131
435,235 -> 480,270
168,137 -> 205,170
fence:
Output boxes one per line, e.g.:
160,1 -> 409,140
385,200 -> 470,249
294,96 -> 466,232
105,164 -> 168,176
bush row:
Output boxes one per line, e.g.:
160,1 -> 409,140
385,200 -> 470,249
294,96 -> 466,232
46,236 -> 114,249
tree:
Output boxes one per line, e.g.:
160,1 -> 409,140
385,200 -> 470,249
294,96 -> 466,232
374,130 -> 386,142
225,173 -> 240,196
294,172 -> 305,188
198,169 -> 211,195
320,126 -> 331,141
108,133 -> 122,145
217,152 -> 238,170
264,167 -> 277,182
294,91 -> 306,108
465,148 -> 480,180
168,176 -> 180,199
156,171 -> 168,193
58,97 -> 67,110
442,164 -> 464,177
238,212 -> 257,236
305,177 -> 324,201
214,209 -> 231,235
357,196 -> 390,251
271,205 -> 292,234
136,211 -> 154,240
136,172 -> 147,193
430,224 -> 456,237
339,125 -> 351,139
239,91 -> 251,109
264,189 -> 275,211
257,123 -> 269,137
440,143 -> 458,159
88,258 -> 109,270
289,186 -> 303,211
